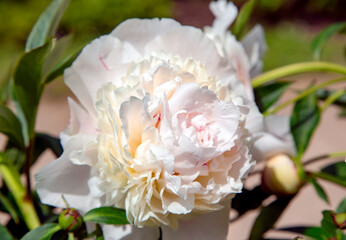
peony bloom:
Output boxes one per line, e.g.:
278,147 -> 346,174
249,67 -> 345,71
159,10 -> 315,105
35,0 -> 268,239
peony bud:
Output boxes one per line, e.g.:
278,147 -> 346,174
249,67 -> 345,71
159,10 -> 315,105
262,154 -> 303,196
58,208 -> 83,232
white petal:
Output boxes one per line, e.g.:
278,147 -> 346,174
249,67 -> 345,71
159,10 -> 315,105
161,201 -> 230,240
102,224 -> 160,240
210,0 -> 238,35
111,18 -> 181,55
241,25 -> 267,78
65,35 -> 141,115
35,138 -> 102,213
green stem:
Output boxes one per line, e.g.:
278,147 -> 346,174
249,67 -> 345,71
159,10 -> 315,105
320,89 -> 345,112
309,171 -> 346,188
263,77 -> 346,116
0,154 -> 40,230
304,151 -> 346,166
252,62 -> 346,88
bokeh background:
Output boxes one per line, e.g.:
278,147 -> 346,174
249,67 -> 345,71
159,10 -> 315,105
0,0 -> 345,239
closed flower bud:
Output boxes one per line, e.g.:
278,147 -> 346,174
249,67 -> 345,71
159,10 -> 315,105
58,208 -> 83,232
262,154 -> 303,196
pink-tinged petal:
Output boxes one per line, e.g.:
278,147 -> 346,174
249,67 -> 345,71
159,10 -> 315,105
111,18 -> 181,55
161,201 -> 230,240
244,101 -> 264,134
102,224 -> 160,240
35,137 -> 102,213
65,36 -> 141,115
241,25 -> 267,78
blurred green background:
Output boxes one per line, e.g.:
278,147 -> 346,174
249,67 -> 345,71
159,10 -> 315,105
0,0 -> 345,87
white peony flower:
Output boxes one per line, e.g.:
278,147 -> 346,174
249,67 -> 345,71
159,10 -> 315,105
35,1 -> 273,239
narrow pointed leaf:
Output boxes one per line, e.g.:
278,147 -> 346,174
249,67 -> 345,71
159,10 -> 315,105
0,225 -> 14,240
290,90 -> 320,159
44,46 -> 83,84
309,177 -> 329,203
254,81 -> 292,112
12,42 -> 52,144
336,198 -> 346,214
0,192 -> 20,223
35,133 -> 63,159
249,196 -> 293,240
232,0 -> 258,40
311,22 -> 346,60
83,207 -> 128,225
25,0 -> 70,52
0,104 -> 24,148
21,223 -> 61,240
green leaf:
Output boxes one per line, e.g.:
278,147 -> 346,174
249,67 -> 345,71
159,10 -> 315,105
249,196 -> 293,240
231,186 -> 271,217
12,42 -> 52,144
321,210 -> 338,237
21,223 -> 61,240
322,161 -> 346,185
317,89 -> 346,108
309,177 -> 329,203
311,22 -> 346,60
83,207 -> 129,225
35,133 -> 63,159
44,46 -> 82,84
290,90 -> 320,159
0,191 -> 20,224
254,81 -> 292,112
336,198 -> 346,214
25,0 -> 70,52
304,227 -> 324,240
0,104 -> 24,148
232,0 -> 258,40
0,225 -> 14,240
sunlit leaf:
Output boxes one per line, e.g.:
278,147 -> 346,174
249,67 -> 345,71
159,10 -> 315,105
290,90 -> 320,159
21,223 -> 61,240
309,177 -> 329,203
232,0 -> 258,39
311,22 -> 346,60
83,207 -> 128,225
321,211 -> 338,237
254,81 -> 291,112
249,196 -> 293,240
12,42 -> 52,144
0,104 -> 24,148
0,225 -> 14,240
336,198 -> 346,214
44,46 -> 83,84
25,0 -> 70,52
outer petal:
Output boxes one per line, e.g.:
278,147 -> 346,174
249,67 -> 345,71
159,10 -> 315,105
241,24 -> 267,78
209,0 -> 238,36
111,18 -> 181,55
252,115 -> 296,161
65,35 -> 141,115
102,225 -> 160,240
35,136 -> 102,213
161,201 -> 230,240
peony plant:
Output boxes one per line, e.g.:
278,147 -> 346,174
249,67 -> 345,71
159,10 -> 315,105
0,0 -> 345,239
